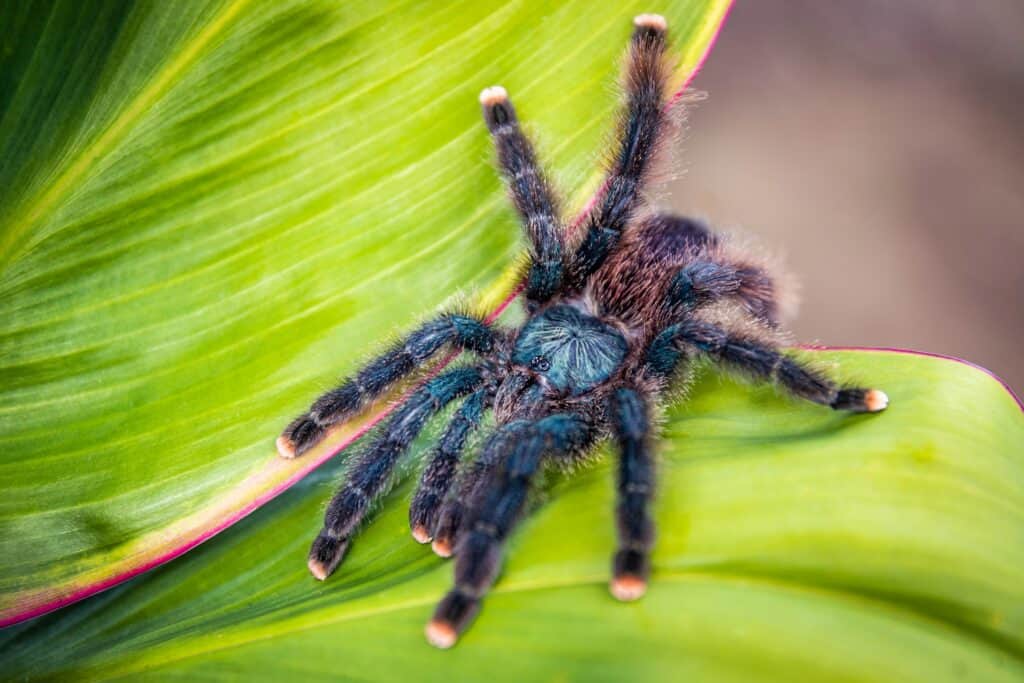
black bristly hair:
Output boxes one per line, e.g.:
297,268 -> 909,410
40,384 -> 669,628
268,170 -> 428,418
608,387 -> 656,601
431,413 -> 596,642
566,14 -> 675,290
668,259 -> 779,325
480,86 -> 565,307
429,417 -> 530,558
276,13 -> 889,650
278,313 -> 493,459
308,365 -> 484,579
409,389 -> 491,543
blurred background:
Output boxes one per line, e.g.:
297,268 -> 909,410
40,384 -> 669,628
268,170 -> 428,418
672,0 -> 1024,391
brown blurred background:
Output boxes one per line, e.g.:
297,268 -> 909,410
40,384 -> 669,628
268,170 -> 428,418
672,1 -> 1024,391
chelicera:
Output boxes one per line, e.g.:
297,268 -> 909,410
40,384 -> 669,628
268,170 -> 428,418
277,13 -> 888,649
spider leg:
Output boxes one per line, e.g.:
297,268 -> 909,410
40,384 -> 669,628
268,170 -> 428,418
409,388 -> 492,543
479,86 -> 565,306
426,413 -> 596,648
644,319 -> 889,412
278,313 -> 494,458
429,419 -> 528,557
608,387 -> 655,601
307,366 -> 483,580
567,14 -> 673,288
668,258 -> 779,325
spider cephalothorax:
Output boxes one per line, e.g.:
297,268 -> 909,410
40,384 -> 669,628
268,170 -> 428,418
277,13 -> 888,649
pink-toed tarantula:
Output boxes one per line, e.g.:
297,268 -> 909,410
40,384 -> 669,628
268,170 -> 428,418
276,14 -> 888,649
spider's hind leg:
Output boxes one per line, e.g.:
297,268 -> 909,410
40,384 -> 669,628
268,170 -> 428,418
279,313 -> 494,458
608,386 -> 656,601
308,366 -> 483,580
668,257 -> 780,326
427,413 -> 596,648
409,389 -> 491,544
644,319 -> 889,413
429,418 -> 528,557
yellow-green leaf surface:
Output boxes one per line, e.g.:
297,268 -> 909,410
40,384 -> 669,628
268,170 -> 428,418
1,351 -> 1022,681
0,0 -> 727,624
3,2 -> 1024,681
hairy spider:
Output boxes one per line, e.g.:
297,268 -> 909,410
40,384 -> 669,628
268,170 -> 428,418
276,14 -> 888,649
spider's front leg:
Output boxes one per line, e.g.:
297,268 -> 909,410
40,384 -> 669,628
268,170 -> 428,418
278,313 -> 494,458
308,366 -> 483,580
479,85 -> 565,306
567,14 -> 674,288
427,413 -> 596,648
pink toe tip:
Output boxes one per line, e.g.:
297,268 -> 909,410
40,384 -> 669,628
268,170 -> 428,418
611,575 -> 647,602
307,557 -> 329,581
633,13 -> 667,31
426,620 -> 458,649
412,525 -> 432,544
479,86 -> 508,107
276,435 -> 297,459
431,538 -> 453,558
865,389 -> 889,412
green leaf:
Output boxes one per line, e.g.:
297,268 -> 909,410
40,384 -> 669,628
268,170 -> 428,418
4,2 -> 1023,680
1,350 -> 1022,681
0,0 -> 728,625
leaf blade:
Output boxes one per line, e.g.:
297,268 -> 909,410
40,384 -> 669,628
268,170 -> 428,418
0,0 -> 732,626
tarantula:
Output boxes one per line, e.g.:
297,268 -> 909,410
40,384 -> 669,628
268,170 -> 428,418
276,14 -> 888,649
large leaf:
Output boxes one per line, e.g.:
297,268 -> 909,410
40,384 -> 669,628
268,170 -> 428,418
1,350 -> 1021,680
0,0 -> 729,624
4,2 -> 1023,680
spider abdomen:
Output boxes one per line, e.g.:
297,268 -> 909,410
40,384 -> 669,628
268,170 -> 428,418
591,214 -> 717,335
